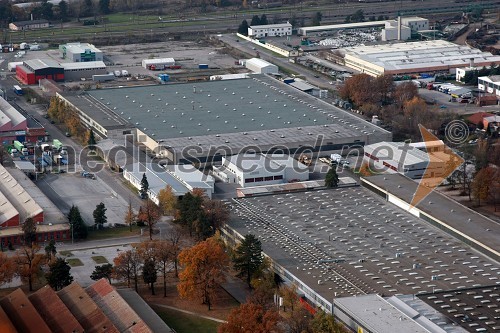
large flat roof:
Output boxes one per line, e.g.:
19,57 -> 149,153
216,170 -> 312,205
344,40 -> 500,72
363,174 -> 500,259
334,294 -> 436,333
61,61 -> 106,70
299,21 -> 387,35
62,42 -> 101,54
60,75 -> 390,152
227,187 -> 500,310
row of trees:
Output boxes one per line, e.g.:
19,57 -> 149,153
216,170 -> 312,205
339,74 -> 457,141
48,97 -> 90,143
0,241 -> 73,292
461,65 -> 500,85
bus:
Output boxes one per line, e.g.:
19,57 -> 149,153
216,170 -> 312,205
13,85 -> 23,95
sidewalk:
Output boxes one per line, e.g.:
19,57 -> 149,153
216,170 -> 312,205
151,304 -> 227,323
220,273 -> 251,304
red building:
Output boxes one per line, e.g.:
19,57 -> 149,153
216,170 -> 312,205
16,59 -> 64,85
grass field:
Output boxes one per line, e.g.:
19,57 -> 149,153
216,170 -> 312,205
91,256 -> 109,264
66,258 -> 84,267
86,225 -> 140,241
59,250 -> 73,257
154,307 -> 220,333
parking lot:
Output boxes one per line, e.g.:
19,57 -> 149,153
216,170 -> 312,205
228,187 -> 500,302
37,172 -> 129,227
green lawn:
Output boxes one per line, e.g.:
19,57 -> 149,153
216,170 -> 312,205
66,258 -> 84,267
91,256 -> 109,264
154,307 -> 219,333
86,225 -> 140,241
59,250 -> 73,257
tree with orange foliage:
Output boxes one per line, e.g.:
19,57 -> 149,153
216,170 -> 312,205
357,162 -> 374,177
393,82 -> 419,109
472,166 -> 499,206
157,185 -> 177,216
0,252 -> 15,287
403,96 -> 427,117
218,302 -> 283,333
137,199 -> 160,240
113,249 -> 143,292
177,236 -> 229,310
14,245 -> 44,291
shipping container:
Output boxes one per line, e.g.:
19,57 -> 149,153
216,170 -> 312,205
198,64 -> 209,69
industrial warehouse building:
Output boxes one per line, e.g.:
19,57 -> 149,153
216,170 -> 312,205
478,75 -> 500,98
59,42 -> 103,62
363,141 -> 449,179
142,58 -> 175,70
57,75 -> 391,164
298,16 -> 428,40
248,22 -> 292,38
16,59 -> 64,84
61,61 -> 107,81
0,279 -> 171,333
9,19 -> 49,31
0,96 -> 46,143
212,153 -> 309,187
222,174 -> 500,316
245,58 -> 279,74
123,163 -> 214,202
343,40 -> 500,77
0,164 -> 69,246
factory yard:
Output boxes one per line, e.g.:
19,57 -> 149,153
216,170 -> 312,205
228,187 -> 500,306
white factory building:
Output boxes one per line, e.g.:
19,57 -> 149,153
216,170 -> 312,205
212,153 -> 309,187
363,141 -> 448,179
245,58 -> 278,74
344,40 -> 500,77
299,16 -> 428,41
123,163 -> 214,203
59,42 -> 103,62
141,58 -> 175,69
61,61 -> 107,81
478,75 -> 500,97
248,22 -> 292,38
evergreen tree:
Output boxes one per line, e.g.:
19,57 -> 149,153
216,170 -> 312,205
233,234 -> 263,287
98,0 -> 111,14
238,19 -> 249,35
260,14 -> 268,25
22,217 -> 37,246
143,258 -> 157,295
68,205 -> 88,240
90,263 -> 113,284
325,167 -> 339,188
250,15 -> 261,26
93,202 -> 107,229
177,192 -> 203,236
45,239 -> 57,262
46,258 -> 73,291
312,12 -> 322,26
58,0 -> 69,21
87,129 -> 96,150
140,173 -> 149,199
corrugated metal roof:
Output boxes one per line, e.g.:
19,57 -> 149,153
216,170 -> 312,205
142,58 -> 175,65
58,282 -> 119,333
289,81 -> 315,91
29,285 -> 84,333
250,22 -> 292,29
24,59 -> 62,70
86,279 -> 152,333
0,303 -> 17,332
0,165 -> 43,223
63,42 -> 102,54
0,289 -> 52,333
61,61 -> 106,70
0,96 -> 26,128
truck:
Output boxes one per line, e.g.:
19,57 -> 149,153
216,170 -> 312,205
40,143 -> 51,152
114,70 -> 122,77
121,70 -> 129,77
13,140 -> 24,152
52,139 -> 63,151
330,154 -> 342,164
